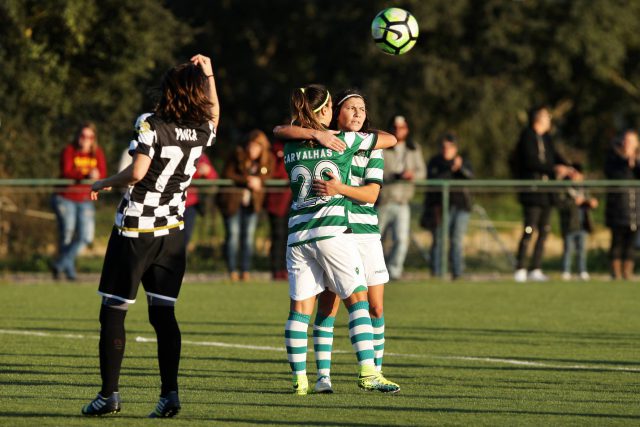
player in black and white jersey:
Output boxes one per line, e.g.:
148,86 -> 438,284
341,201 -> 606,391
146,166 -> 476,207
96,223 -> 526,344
81,54 -> 219,418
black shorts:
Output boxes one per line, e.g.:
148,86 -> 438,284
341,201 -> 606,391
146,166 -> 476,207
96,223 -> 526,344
98,227 -> 186,303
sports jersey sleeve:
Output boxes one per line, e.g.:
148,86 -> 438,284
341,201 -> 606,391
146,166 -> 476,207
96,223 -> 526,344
129,113 -> 157,158
364,149 -> 384,185
341,131 -> 379,155
206,122 -> 216,147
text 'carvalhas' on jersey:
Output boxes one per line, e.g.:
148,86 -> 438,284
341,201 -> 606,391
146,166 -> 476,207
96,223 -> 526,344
284,131 -> 378,246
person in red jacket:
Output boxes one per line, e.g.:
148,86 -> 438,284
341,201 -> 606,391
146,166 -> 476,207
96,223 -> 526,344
51,122 -> 107,280
184,153 -> 218,247
265,139 -> 292,280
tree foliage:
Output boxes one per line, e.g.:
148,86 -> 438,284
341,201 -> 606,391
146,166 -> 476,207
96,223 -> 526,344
0,0 -> 189,177
2,0 -> 640,178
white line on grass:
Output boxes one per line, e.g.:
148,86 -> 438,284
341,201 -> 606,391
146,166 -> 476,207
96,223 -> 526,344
2,328 -> 639,373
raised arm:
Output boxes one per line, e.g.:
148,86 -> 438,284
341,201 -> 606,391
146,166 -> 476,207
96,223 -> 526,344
273,125 -> 346,152
191,54 -> 219,130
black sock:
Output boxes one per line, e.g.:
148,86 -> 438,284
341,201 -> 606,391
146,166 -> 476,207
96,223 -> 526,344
99,305 -> 127,396
148,305 -> 181,396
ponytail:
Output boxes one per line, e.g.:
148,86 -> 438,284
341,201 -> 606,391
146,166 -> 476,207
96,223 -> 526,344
290,84 -> 330,131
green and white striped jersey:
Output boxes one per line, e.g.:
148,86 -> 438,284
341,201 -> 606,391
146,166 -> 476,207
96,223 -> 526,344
348,149 -> 384,235
284,131 -> 378,246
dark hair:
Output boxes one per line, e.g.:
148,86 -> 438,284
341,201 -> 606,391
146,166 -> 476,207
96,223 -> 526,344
387,114 -> 416,149
290,84 -> 330,131
73,121 -> 99,155
329,89 -> 371,132
439,131 -> 458,145
612,128 -> 639,148
387,114 -> 409,131
241,129 -> 271,168
155,63 -> 213,124
528,105 -> 550,127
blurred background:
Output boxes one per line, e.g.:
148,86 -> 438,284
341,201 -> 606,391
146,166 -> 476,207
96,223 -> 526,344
1,0 -> 640,276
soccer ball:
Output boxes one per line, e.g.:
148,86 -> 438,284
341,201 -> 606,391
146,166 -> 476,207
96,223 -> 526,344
371,8 -> 419,55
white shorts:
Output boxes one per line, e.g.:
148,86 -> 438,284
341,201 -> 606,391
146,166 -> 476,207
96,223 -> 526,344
354,234 -> 389,286
287,233 -> 366,301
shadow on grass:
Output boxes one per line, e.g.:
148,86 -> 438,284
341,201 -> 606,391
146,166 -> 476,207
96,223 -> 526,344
190,401 -> 640,421
181,355 -> 282,364
383,361 -> 640,374
197,418 -> 409,426
180,320 -> 284,328
389,326 -> 640,341
0,412 -> 140,420
483,355 -> 640,366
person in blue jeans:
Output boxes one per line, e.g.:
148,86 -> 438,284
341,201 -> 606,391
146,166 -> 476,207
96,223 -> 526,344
422,133 -> 473,279
558,166 -> 598,281
51,122 -> 106,280
217,130 -> 274,281
377,115 -> 426,280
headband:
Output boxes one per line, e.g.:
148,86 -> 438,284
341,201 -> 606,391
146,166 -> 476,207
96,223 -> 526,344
336,93 -> 363,106
312,91 -> 331,113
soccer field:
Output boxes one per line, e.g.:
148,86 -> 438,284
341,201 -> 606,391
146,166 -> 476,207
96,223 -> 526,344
1,279 -> 639,426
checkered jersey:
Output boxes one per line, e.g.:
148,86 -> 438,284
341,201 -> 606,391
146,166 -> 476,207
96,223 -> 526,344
284,131 -> 377,246
115,113 -> 216,237
348,149 -> 384,235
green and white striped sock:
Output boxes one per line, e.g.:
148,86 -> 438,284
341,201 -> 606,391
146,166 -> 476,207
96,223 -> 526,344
285,311 -> 310,375
313,314 -> 335,379
347,301 -> 375,368
371,316 -> 385,372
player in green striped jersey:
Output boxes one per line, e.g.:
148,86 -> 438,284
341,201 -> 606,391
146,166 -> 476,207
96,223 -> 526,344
307,89 -> 393,393
273,84 -> 399,394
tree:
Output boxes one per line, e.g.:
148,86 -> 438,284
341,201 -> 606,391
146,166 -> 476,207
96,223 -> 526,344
0,0 -> 190,178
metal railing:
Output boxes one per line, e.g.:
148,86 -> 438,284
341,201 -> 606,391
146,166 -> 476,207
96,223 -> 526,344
1,178 -> 639,276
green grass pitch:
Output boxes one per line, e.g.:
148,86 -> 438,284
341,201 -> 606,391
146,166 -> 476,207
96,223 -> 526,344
1,279 -> 639,426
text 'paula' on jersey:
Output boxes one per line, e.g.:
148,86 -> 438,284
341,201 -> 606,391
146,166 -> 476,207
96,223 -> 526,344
114,113 -> 216,238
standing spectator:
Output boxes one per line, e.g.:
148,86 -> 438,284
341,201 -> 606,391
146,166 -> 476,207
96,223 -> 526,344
604,129 -> 640,280
558,166 -> 598,281
217,130 -> 274,281
512,106 -> 575,282
264,139 -> 291,280
51,122 -> 107,281
423,133 -> 473,279
184,153 -> 218,247
377,115 -> 426,280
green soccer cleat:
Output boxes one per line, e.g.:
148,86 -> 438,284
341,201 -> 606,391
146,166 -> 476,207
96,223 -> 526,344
313,376 -> 334,394
81,392 -> 121,416
292,374 -> 309,395
358,368 -> 400,393
148,391 -> 181,418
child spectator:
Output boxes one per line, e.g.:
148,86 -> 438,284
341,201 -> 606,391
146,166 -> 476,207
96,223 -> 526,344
558,165 -> 598,280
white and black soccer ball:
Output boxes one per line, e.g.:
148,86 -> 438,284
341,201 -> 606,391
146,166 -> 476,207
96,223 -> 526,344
371,8 -> 419,55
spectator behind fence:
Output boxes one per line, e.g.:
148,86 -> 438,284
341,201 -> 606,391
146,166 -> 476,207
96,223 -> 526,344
422,132 -> 473,279
377,115 -> 426,280
264,139 -> 292,280
604,129 -> 640,280
50,122 -> 106,281
557,165 -> 598,281
511,105 -> 575,283
217,130 -> 274,281
184,153 -> 218,247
